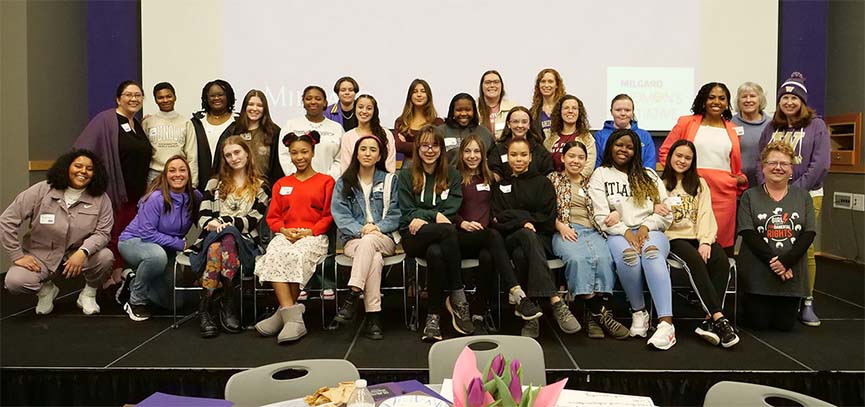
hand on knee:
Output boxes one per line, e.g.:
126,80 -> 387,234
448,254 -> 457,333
622,248 -> 639,266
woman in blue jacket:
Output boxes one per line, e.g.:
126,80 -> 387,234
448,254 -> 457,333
594,94 -> 657,170
331,134 -> 401,340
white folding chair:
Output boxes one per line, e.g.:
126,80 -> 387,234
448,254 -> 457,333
411,257 -> 487,332
225,359 -> 360,406
665,253 -> 738,326
704,381 -> 836,407
332,252 -> 408,327
428,335 -> 546,386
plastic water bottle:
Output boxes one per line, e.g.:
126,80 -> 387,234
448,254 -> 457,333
347,379 -> 375,407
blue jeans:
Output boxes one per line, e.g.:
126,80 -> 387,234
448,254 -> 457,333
118,238 -> 176,309
607,230 -> 672,318
552,223 -> 615,296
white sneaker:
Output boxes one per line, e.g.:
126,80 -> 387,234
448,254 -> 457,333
76,286 -> 100,315
647,321 -> 677,350
35,281 -> 60,315
629,309 -> 650,337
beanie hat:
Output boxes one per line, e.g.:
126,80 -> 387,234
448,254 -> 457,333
778,72 -> 808,105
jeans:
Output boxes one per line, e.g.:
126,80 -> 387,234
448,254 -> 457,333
608,230 -> 672,318
118,238 -> 176,309
552,223 -> 615,296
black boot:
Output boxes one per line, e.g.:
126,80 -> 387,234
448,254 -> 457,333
334,289 -> 361,323
365,312 -> 383,340
219,282 -> 242,333
199,293 -> 219,338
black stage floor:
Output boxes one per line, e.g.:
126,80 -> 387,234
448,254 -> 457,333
1,257 -> 863,406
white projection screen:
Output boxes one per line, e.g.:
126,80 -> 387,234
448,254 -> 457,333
142,0 -> 778,131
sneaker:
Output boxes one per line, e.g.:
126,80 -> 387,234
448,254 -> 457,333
714,317 -> 740,348
695,320 -> 720,346
124,302 -> 151,322
115,269 -> 134,305
647,321 -> 677,350
297,290 -> 308,301
35,281 -> 60,315
507,287 -> 523,305
521,319 -> 539,338
322,288 -> 336,300
514,297 -> 543,320
629,309 -> 650,337
422,314 -> 442,342
586,311 -> 604,339
799,297 -> 821,327
76,286 -> 101,315
333,290 -> 361,323
551,300 -> 580,334
598,308 -> 630,339
472,315 -> 488,335
365,313 -> 383,340
445,296 -> 475,335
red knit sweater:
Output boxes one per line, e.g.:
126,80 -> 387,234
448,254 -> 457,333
267,173 -> 334,236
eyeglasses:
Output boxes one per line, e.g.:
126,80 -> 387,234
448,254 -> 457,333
483,80 -> 501,86
121,93 -> 144,99
419,144 -> 440,152
764,161 -> 792,168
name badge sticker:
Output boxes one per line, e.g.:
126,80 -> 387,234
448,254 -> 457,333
500,154 -> 508,163
444,138 -> 458,148
577,188 -> 586,197
279,186 -> 293,196
667,196 -> 683,206
734,126 -> 745,136
608,195 -> 622,205
148,128 -> 158,137
39,214 -> 55,225
121,123 -> 132,132
499,185 -> 512,193
373,184 -> 384,193
476,183 -> 490,192
440,189 -> 449,200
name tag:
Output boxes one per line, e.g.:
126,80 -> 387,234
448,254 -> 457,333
444,138 -> 458,148
608,195 -> 622,205
148,128 -> 158,137
241,133 -> 253,141
495,121 -> 506,132
476,183 -> 490,192
577,188 -> 586,197
440,189 -> 449,200
666,196 -> 683,206
39,214 -> 55,225
499,185 -> 512,193
121,123 -> 132,132
500,154 -> 508,163
734,126 -> 745,136
279,186 -> 293,196
372,183 -> 384,193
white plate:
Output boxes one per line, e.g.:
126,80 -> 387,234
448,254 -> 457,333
379,395 -> 450,407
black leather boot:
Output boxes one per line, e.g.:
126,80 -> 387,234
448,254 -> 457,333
199,293 -> 219,338
219,283 -> 242,333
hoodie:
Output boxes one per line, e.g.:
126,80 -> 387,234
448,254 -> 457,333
397,165 -> 463,230
491,167 -> 557,237
593,120 -> 657,170
119,189 -> 201,251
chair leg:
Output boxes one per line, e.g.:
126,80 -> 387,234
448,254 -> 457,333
172,262 -> 178,328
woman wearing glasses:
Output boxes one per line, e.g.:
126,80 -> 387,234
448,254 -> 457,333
190,79 -> 238,191
755,72 -> 830,327
477,70 -> 516,139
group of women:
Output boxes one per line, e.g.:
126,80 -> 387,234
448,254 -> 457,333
1,69 -> 828,350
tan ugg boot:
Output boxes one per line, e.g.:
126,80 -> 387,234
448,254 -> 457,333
277,303 -> 307,343
255,309 -> 284,337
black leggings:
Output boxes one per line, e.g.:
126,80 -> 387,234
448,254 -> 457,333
504,229 -> 557,298
458,228 -> 520,314
402,223 -> 463,314
669,239 -> 730,316
743,293 -> 799,331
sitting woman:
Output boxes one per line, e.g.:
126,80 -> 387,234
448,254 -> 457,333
397,126 -> 473,342
254,131 -> 334,343
660,139 -> 739,348
487,106 -> 554,181
455,134 -> 541,333
548,141 -> 629,340
588,129 -> 676,350
1,149 -> 114,315
190,136 -> 269,338
491,138 -> 580,339
331,135 -> 401,340
738,141 -> 815,331
118,155 -> 202,321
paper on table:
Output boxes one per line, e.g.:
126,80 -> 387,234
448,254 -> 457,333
439,379 -> 655,407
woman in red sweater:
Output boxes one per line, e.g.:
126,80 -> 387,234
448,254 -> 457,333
254,131 -> 335,343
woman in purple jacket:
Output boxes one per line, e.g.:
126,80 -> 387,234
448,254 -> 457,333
117,156 -> 202,322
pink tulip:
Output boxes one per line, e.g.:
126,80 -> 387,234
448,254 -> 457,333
467,377 -> 486,407
509,359 -> 522,402
487,354 -> 505,381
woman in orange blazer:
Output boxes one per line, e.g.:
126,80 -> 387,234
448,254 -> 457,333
659,82 -> 747,249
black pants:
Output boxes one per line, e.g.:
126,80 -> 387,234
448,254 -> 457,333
669,239 -> 730,316
504,229 -> 557,298
402,223 -> 463,314
458,228 -> 520,314
743,293 -> 799,331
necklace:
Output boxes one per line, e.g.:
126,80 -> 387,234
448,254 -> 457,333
763,184 -> 788,201
342,109 -> 354,120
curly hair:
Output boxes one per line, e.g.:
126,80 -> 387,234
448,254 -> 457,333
600,129 -> 659,206
216,136 -> 262,202
529,68 -> 566,122
550,94 -> 589,136
200,79 -> 236,113
46,149 -> 109,196
690,82 -> 732,121
760,140 -> 796,163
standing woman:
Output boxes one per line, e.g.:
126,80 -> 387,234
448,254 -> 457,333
325,76 -> 359,132
74,80 -> 153,277
190,79 -> 237,191
594,94 -> 657,170
394,79 -> 445,159
279,85 -> 344,179
143,82 -> 198,185
548,141 -> 629,340
487,106 -> 554,181
2,150 -> 114,315
529,68 -> 566,140
254,131 -> 334,343
454,135 -> 542,332
397,126 -> 474,342
189,137 -> 269,338
659,82 -> 747,250
738,141 -> 815,331
756,72 -> 830,327
435,93 -> 495,166
543,95 -> 595,176
214,89 -> 284,184
339,94 -> 397,173
491,138 -> 581,338
117,156 -> 201,321
731,82 -> 770,188
661,140 -> 739,348
477,70 -> 516,139
589,129 -> 676,350
331,135 -> 401,340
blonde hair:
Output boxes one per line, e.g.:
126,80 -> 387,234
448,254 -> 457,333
735,82 -> 767,113
216,136 -> 262,201
761,140 -> 796,163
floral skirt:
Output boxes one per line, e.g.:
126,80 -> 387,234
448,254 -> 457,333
254,234 -> 328,287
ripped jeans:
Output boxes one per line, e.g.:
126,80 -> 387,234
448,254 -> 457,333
607,230 -> 672,318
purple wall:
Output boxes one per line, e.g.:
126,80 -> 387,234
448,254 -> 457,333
778,0 -> 828,115
86,1 -> 141,118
